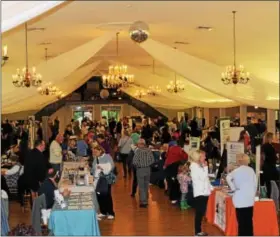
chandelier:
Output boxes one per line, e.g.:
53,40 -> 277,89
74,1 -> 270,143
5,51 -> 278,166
37,83 -> 58,96
221,11 -> 250,85
102,32 -> 135,89
147,85 -> 161,96
12,23 -> 42,87
56,91 -> 66,99
2,45 -> 9,66
167,73 -> 185,93
135,89 -> 147,99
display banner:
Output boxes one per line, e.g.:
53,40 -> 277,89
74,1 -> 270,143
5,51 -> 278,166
214,191 -> 227,232
229,127 -> 244,142
220,118 -> 231,155
190,137 -> 200,150
227,142 -> 245,168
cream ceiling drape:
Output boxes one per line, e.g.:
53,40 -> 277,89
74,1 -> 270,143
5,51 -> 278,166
139,39 -> 279,109
2,32 -> 116,107
2,61 -> 101,114
2,1 -> 65,33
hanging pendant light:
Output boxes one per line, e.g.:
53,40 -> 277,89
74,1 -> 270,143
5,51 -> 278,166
221,11 -> 250,85
12,23 -> 42,87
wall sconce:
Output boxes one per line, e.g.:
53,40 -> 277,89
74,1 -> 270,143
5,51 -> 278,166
2,45 -> 9,66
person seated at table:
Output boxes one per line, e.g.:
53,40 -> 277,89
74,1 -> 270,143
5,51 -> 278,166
76,133 -> 89,157
38,168 -> 60,209
1,155 -> 24,197
226,153 -> 257,236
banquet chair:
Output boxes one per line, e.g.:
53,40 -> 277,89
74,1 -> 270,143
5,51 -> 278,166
31,194 -> 47,235
270,180 -> 279,212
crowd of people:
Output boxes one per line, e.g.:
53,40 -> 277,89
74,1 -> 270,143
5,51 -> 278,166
1,113 -> 279,236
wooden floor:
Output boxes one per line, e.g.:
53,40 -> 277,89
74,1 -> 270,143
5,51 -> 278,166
8,164 -> 223,236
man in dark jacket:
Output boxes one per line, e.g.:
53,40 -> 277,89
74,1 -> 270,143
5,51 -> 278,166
24,139 -> 50,199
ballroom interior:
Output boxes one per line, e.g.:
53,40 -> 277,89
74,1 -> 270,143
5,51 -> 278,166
1,1 -> 279,236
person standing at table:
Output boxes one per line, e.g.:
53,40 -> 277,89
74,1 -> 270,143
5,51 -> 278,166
226,154 -> 257,236
91,145 -> 115,220
132,139 -> 154,208
189,150 -> 212,236
24,140 -> 48,200
50,134 -> 64,177
118,130 -> 133,178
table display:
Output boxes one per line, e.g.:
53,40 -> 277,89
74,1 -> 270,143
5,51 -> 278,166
59,161 -> 94,193
206,189 -> 279,236
48,192 -> 100,236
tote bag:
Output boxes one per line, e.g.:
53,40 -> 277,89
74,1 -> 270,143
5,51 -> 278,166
95,158 -> 109,195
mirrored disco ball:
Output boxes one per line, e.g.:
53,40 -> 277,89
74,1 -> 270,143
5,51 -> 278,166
129,21 -> 149,43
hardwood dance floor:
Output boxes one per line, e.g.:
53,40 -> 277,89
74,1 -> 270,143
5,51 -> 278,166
8,164 -> 223,236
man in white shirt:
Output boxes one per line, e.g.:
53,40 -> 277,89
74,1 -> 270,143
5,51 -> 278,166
226,154 -> 257,236
50,134 -> 64,178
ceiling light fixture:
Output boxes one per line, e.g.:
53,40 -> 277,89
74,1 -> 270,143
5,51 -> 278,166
221,11 -> 250,85
135,90 -> 147,99
2,45 -> 9,66
12,23 -> 42,88
197,26 -> 213,31
37,82 -> 58,96
102,32 -> 134,89
147,85 -> 161,96
167,73 -> 185,93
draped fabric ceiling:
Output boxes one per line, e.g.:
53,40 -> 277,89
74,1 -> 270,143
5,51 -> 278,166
2,1 -> 279,115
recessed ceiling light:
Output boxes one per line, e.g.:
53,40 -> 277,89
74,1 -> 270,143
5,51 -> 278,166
126,4 -> 132,8
196,26 -> 213,31
38,42 -> 52,46
254,106 -> 258,109
118,97 -> 122,100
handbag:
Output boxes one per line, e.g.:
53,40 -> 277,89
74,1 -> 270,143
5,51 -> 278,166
95,158 -> 109,195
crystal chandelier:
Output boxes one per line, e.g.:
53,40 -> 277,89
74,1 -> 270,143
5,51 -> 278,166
167,73 -> 185,93
102,32 -> 134,89
135,89 -> 147,99
12,23 -> 42,87
221,11 -> 250,85
147,85 -> 161,96
56,91 -> 66,99
2,45 -> 9,66
37,83 -> 58,96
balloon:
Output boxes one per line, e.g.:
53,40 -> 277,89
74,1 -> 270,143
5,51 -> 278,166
100,89 -> 109,99
129,21 -> 149,43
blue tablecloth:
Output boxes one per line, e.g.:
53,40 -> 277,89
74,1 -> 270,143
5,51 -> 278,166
48,192 -> 100,236
48,209 -> 100,236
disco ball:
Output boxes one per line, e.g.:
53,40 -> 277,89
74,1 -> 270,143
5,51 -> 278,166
129,21 -> 149,43
100,89 -> 109,99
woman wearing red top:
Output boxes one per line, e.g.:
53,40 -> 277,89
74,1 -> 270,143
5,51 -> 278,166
238,130 -> 251,153
164,142 -> 188,204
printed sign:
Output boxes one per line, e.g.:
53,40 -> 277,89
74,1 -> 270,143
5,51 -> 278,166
190,137 -> 200,150
227,142 -> 245,167
220,118 -> 231,155
214,191 -> 227,232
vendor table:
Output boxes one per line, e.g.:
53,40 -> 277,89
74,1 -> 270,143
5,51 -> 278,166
206,189 -> 279,236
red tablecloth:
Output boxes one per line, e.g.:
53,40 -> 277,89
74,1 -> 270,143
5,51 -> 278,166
206,189 -> 279,236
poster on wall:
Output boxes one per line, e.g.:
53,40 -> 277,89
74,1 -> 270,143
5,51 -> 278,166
220,118 -> 231,155
214,191 -> 227,232
255,145 -> 261,190
227,142 -> 245,168
190,137 -> 200,150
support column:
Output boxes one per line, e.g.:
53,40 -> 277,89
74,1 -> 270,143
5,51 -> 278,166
219,108 -> 226,118
203,108 -> 210,127
240,105 -> 247,126
42,116 -> 50,143
267,109 -> 276,133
